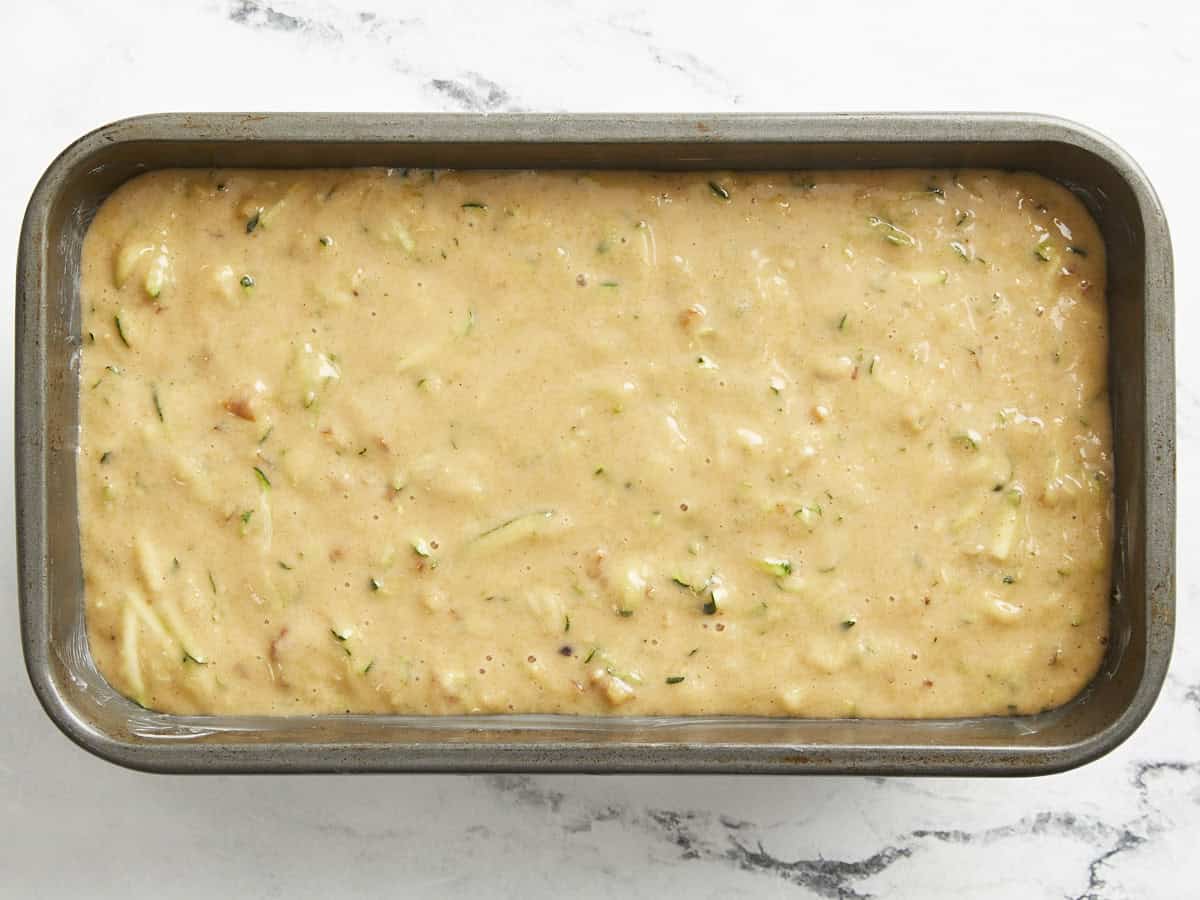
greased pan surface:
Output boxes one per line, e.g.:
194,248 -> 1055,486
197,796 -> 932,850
16,113 -> 1174,774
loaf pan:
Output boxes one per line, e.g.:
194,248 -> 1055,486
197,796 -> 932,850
16,113 -> 1175,774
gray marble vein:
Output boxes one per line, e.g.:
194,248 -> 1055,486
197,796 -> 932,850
605,12 -> 741,102
428,72 -> 523,112
228,0 -> 341,39
475,755 -> 1200,898
1186,683 -> 1200,711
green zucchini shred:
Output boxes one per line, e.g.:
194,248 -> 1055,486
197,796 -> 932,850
756,557 -> 793,578
151,386 -> 165,423
868,216 -> 915,247
114,314 -> 131,347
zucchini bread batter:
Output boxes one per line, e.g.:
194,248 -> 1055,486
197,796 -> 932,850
78,168 -> 1112,717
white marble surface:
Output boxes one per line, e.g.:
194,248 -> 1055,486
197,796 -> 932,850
1,1 -> 1197,896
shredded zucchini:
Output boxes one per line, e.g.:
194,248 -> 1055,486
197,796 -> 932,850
795,504 -> 822,530
114,313 -> 131,348
114,241 -> 157,288
868,216 -> 916,247
469,510 -> 557,554
380,220 -> 416,252
144,254 -> 169,299
756,557 -> 792,578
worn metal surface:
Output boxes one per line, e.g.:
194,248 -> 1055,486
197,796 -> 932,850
15,113 -> 1175,774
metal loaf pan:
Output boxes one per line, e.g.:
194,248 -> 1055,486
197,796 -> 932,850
16,113 -> 1175,774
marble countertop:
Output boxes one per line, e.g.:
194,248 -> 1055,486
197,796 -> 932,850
1,1 -> 1196,896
